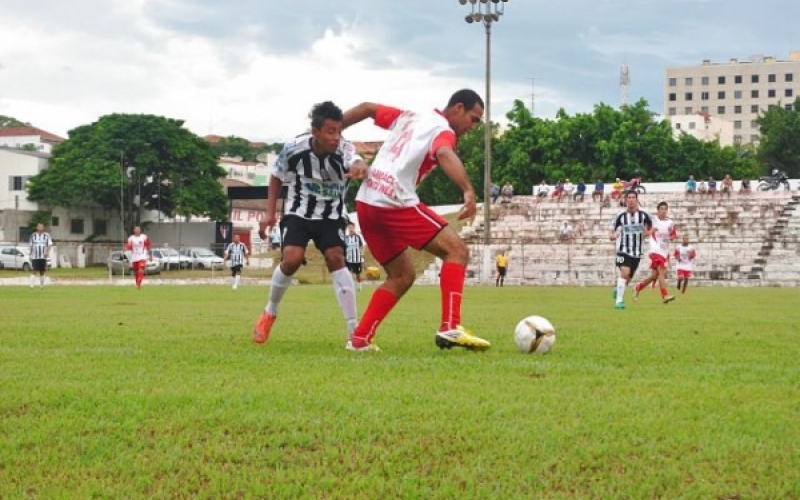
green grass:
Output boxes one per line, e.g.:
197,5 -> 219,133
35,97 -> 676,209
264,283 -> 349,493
1,285 -> 798,499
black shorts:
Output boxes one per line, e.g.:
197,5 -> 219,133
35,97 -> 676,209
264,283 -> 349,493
230,264 -> 243,276
615,253 -> 641,276
31,259 -> 47,273
496,266 -> 507,277
281,215 -> 346,254
347,262 -> 363,274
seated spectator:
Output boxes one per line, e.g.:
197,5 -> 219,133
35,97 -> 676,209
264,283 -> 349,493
592,178 -> 605,202
611,177 -> 624,199
552,180 -> 565,202
707,176 -> 717,198
721,174 -> 733,198
574,179 -> 586,202
559,222 -> 574,242
535,180 -> 550,202
500,181 -> 514,203
698,180 -> 708,197
562,179 -> 575,201
491,183 -> 500,204
739,179 -> 751,194
685,175 -> 697,197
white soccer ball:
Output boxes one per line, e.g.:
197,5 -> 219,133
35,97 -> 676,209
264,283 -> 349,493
514,315 -> 556,354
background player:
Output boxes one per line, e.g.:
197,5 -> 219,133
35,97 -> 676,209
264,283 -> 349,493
344,222 -> 365,291
342,89 -> 491,352
633,201 -> 677,304
126,226 -> 151,289
253,101 -> 368,344
29,222 -> 53,289
674,235 -> 697,294
609,191 -> 652,309
224,234 -> 250,290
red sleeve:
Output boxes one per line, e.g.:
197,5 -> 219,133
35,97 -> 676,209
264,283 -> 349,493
690,250 -> 696,259
374,105 -> 404,130
430,130 -> 457,159
125,241 -> 132,251
673,248 -> 679,258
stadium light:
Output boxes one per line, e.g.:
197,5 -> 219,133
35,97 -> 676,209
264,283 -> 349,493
459,0 -> 508,279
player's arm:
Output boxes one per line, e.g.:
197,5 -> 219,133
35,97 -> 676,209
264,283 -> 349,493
342,140 -> 368,180
260,142 -> 289,239
245,245 -> 250,265
435,145 -> 476,221
608,217 -> 619,242
342,103 -> 378,129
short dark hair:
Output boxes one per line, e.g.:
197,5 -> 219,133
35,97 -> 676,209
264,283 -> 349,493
309,101 -> 343,130
624,190 -> 638,199
657,201 -> 668,209
347,222 -> 355,227
446,89 -> 484,111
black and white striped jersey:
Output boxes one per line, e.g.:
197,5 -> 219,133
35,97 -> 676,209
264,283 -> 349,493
610,209 -> 653,258
344,233 -> 364,264
273,134 -> 363,220
29,232 -> 52,260
225,242 -> 248,267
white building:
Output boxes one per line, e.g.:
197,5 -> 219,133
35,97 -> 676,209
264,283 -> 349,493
0,126 -> 65,154
668,112 -> 735,145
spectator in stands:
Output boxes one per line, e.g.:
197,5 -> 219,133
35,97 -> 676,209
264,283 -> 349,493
574,179 -> 586,202
491,182 -> 500,204
707,176 -> 717,198
559,222 -> 574,243
592,178 -> 605,202
611,177 -> 624,200
552,180 -> 565,203
501,181 -> 514,203
697,180 -> 708,198
563,179 -> 575,201
535,180 -> 549,203
685,175 -> 697,198
739,178 -> 751,194
721,174 -> 733,198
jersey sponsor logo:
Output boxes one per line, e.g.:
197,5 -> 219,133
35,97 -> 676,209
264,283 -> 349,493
364,169 -> 397,198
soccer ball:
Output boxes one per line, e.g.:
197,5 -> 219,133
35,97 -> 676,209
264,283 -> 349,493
514,315 -> 556,354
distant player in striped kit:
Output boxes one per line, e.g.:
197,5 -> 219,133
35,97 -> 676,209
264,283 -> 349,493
126,226 -> 151,289
224,234 -> 250,290
344,222 -> 365,291
252,101 -> 368,345
609,191 -> 653,309
29,222 -> 53,289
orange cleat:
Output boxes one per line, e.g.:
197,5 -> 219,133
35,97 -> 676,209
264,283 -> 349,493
252,312 -> 276,344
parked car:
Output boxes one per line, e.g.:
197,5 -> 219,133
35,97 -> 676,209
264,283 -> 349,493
0,245 -> 52,271
179,247 -> 225,270
107,251 -> 161,275
151,247 -> 192,271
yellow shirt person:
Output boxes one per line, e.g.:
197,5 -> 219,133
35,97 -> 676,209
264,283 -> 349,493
495,252 -> 508,287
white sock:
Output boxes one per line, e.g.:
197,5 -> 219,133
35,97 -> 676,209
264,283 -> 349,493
331,267 -> 358,336
266,265 -> 293,316
30,275 -> 35,287
616,278 -> 627,304
40,276 -> 45,287
232,275 -> 240,289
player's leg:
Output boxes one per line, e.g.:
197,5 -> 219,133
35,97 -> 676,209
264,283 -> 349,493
681,272 -> 690,294
317,220 -> 358,339
615,258 -> 633,309
658,265 -> 674,303
496,267 -> 500,287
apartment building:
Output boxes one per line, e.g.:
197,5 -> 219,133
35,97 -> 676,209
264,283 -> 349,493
664,51 -> 800,145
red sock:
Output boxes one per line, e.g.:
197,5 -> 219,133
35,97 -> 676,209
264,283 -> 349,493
136,270 -> 144,287
660,287 -> 668,298
439,262 -> 466,332
635,282 -> 643,293
351,288 -> 398,347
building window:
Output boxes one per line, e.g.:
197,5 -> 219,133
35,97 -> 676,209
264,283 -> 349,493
786,104 -> 794,111
768,89 -> 777,98
718,106 -> 726,114
701,106 -> 709,113
685,77 -> 693,86
786,88 -> 794,98
51,216 -> 60,227
751,120 -> 759,129
701,76 -> 709,85
668,107 -> 677,116
717,91 -> 726,99
675,123 -> 682,130
685,92 -> 693,101
734,135 -> 742,144
734,90 -> 742,99
734,120 -> 742,129
718,76 -> 726,84
688,122 -> 696,130
751,105 -> 759,113
734,105 -> 742,114
70,218 -> 85,235
684,106 -> 693,114
8,176 -> 28,191
701,91 -> 710,100
751,90 -> 759,98
734,75 -> 743,84
668,77 -> 677,87
786,73 -> 794,82
668,93 -> 677,102
751,74 -> 760,83
93,219 -> 108,236
768,74 -> 776,83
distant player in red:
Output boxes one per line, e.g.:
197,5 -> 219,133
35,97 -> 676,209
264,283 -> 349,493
126,226 -> 151,289
674,235 -> 697,294
633,201 -> 677,304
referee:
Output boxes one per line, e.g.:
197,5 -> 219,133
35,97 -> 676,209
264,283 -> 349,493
29,222 -> 53,289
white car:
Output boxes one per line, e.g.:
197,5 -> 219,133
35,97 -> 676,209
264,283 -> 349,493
0,245 -> 51,271
180,247 -> 225,270
151,247 -> 191,271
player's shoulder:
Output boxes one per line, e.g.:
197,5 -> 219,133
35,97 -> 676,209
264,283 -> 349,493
282,134 -> 312,154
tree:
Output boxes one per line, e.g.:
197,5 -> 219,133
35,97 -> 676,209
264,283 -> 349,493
0,115 -> 28,129
756,98 -> 800,177
27,114 -> 229,236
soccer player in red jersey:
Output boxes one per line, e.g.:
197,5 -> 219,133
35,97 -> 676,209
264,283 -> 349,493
126,226 -> 151,289
674,235 -> 697,294
633,202 -> 678,304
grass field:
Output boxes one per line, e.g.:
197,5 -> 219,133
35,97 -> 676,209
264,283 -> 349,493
1,284 -> 799,499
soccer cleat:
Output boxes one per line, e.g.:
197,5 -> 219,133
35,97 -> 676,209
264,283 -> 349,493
615,302 -> 626,310
633,286 -> 641,302
252,312 -> 276,344
435,326 -> 491,351
345,340 -> 381,352
662,295 -> 676,304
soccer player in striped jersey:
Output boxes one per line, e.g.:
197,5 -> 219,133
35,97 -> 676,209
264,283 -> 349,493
29,222 -> 53,289
252,101 -> 368,345
224,234 -> 250,290
632,201 -> 677,304
344,222 -> 365,291
341,89 -> 491,352
126,226 -> 151,289
609,191 -> 653,309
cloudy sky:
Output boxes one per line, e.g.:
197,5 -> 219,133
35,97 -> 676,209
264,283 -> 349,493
1,0 -> 798,142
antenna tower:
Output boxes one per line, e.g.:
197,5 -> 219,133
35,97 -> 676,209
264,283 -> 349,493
620,62 -> 630,108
